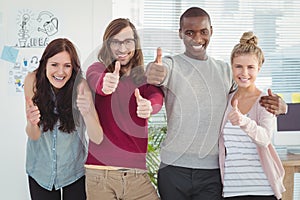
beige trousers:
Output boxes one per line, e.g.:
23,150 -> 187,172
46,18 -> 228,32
85,167 -> 160,200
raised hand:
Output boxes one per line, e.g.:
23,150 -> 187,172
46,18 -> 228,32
228,99 -> 243,126
135,88 -> 153,119
26,96 -> 40,125
77,81 -> 93,117
146,47 -> 167,85
259,88 -> 287,115
102,61 -> 120,95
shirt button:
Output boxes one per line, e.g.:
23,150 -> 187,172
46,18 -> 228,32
123,172 -> 127,176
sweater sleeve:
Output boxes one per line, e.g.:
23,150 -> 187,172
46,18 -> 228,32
140,84 -> 164,115
240,103 -> 275,147
86,62 -> 107,96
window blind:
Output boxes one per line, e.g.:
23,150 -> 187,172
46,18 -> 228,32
141,0 -> 300,96
113,1 -> 300,198
139,1 -> 300,198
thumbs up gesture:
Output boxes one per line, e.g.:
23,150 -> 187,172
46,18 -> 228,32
135,88 -> 153,119
228,99 -> 244,126
146,47 -> 167,85
77,80 -> 93,117
102,61 -> 120,95
26,96 -> 40,125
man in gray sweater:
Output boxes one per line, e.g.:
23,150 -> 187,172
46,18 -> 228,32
146,7 -> 287,200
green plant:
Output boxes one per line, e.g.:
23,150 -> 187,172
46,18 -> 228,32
146,125 -> 167,187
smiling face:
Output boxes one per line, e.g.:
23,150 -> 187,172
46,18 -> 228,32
179,16 -> 212,60
232,54 -> 260,89
46,51 -> 73,91
110,26 -> 135,66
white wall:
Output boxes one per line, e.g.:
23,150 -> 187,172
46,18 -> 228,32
0,0 -> 112,199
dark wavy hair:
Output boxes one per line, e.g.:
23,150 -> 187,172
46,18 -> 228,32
98,18 -> 144,85
32,38 -> 82,133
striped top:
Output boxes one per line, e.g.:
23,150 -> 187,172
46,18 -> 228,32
223,120 -> 274,197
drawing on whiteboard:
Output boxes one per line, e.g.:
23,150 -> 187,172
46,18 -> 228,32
17,10 -> 33,47
37,11 -> 58,36
16,9 -> 59,48
8,54 -> 40,93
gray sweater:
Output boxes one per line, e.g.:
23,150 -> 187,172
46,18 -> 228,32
160,53 -> 234,169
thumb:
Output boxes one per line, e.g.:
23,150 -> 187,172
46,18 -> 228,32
77,81 -> 85,95
114,61 -> 120,75
26,96 -> 34,108
268,88 -> 274,96
233,99 -> 239,110
155,47 -> 162,65
135,88 -> 142,102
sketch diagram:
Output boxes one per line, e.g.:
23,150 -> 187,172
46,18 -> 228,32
7,53 -> 40,93
17,11 -> 32,48
37,11 -> 58,36
1,9 -> 60,94
16,9 -> 59,48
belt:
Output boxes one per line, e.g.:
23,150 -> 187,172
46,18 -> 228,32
85,164 -> 147,173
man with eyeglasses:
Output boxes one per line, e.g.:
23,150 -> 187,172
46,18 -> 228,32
85,18 -> 163,200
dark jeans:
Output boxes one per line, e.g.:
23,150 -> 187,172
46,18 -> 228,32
224,195 -> 279,200
158,163 -> 223,200
28,176 -> 86,200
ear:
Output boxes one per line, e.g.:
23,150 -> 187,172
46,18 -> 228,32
179,29 -> 183,39
210,26 -> 213,36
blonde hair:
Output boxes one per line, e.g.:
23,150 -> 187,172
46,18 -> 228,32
230,31 -> 264,67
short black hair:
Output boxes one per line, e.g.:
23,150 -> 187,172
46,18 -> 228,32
179,7 -> 211,29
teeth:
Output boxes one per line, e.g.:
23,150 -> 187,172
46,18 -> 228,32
240,78 -> 249,82
193,45 -> 203,50
54,76 -> 64,80
118,54 -> 127,58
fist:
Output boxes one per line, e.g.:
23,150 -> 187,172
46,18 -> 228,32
135,88 -> 153,119
102,61 -> 120,94
26,97 -> 40,125
146,47 -> 167,85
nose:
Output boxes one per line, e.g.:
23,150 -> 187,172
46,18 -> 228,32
57,66 -> 64,74
193,32 -> 203,43
241,67 -> 248,75
118,42 -> 127,52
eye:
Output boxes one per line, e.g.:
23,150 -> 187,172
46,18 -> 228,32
51,63 -> 58,67
185,30 -> 194,37
110,40 -> 119,46
234,65 -> 242,68
65,64 -> 72,68
124,39 -> 131,45
201,29 -> 209,35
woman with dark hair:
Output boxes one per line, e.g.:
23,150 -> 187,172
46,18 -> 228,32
85,18 -> 163,200
24,38 -> 103,200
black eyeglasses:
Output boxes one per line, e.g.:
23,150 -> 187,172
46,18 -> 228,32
109,38 -> 135,49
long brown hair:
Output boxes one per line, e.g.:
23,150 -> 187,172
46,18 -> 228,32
98,18 -> 144,84
33,38 -> 82,133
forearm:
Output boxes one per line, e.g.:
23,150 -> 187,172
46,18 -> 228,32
240,115 -> 274,147
143,86 -> 164,115
26,123 -> 41,140
83,108 -> 103,144
86,63 -> 107,96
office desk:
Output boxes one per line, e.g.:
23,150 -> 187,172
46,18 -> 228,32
280,153 -> 300,200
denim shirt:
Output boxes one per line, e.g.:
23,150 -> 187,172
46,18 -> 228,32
26,120 -> 87,190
